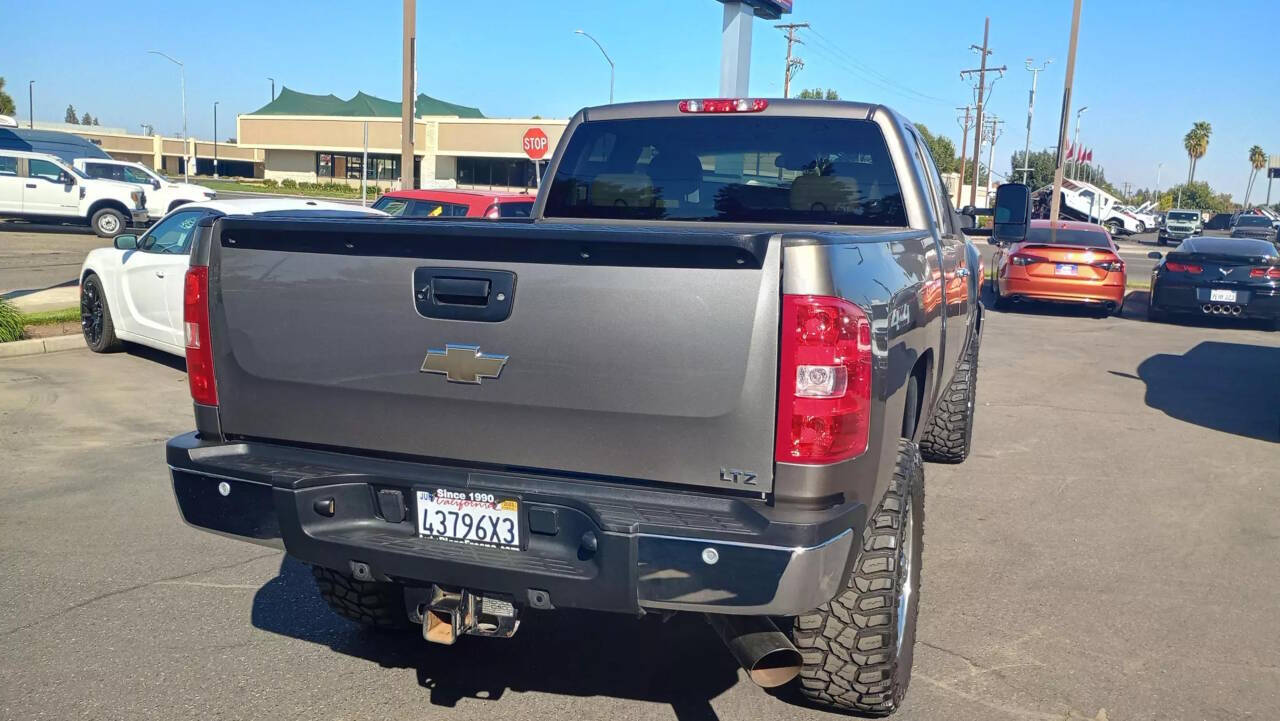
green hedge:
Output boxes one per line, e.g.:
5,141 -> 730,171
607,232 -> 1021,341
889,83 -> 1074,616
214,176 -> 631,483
0,298 -> 24,343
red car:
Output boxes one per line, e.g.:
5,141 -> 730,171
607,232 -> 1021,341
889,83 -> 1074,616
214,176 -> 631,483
991,219 -> 1127,315
372,189 -> 534,219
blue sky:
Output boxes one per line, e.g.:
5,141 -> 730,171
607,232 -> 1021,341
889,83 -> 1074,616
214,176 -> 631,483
5,0 -> 1277,201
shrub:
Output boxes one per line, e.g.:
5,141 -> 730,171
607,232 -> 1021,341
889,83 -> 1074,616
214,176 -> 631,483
281,178 -> 298,189
261,178 -> 279,188
298,182 -> 314,190
0,298 -> 24,343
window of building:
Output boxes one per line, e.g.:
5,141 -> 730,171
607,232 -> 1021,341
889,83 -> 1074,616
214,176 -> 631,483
456,157 -> 536,189
316,152 -> 400,181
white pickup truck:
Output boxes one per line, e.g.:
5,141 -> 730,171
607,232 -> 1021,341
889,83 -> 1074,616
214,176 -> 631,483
1042,178 -> 1144,235
0,149 -> 149,236
73,157 -> 215,218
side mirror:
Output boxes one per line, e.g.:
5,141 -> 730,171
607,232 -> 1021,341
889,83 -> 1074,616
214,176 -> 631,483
152,180 -> 161,190
59,172 -> 75,186
957,213 -> 976,230
991,183 -> 1031,245
113,234 -> 139,250
1147,251 -> 1162,260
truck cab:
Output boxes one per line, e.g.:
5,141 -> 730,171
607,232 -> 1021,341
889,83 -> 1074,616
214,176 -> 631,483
0,149 -> 149,236
73,157 -> 216,217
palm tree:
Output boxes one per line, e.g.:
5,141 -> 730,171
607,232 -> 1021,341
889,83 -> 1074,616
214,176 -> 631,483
1183,121 -> 1212,184
1243,145 -> 1266,208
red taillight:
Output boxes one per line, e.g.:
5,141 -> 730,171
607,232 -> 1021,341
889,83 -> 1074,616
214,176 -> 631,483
1009,253 -> 1044,266
1165,261 -> 1202,273
678,98 -> 769,113
183,266 -> 217,406
1096,259 -> 1125,272
776,295 -> 872,465
1249,267 -> 1280,279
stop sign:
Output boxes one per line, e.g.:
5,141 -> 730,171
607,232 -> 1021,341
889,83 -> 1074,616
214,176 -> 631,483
522,128 -> 549,160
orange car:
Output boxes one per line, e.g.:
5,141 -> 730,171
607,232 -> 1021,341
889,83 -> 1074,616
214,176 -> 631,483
991,219 -> 1127,315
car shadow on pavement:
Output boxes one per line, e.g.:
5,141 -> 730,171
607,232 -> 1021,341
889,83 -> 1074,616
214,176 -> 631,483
1110,341 -> 1280,442
1123,290 -> 1277,331
252,557 -> 742,721
122,342 -> 187,373
980,280 -> 1113,319
0,220 -> 97,235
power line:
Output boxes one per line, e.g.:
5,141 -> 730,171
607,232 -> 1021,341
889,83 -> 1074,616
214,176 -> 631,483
799,34 -> 955,107
801,28 -> 956,104
775,23 -> 809,99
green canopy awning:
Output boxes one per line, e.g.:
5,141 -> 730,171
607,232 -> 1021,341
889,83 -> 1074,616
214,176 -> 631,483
249,87 -> 483,118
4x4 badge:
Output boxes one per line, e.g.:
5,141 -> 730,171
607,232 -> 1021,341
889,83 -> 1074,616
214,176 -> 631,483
421,344 -> 508,384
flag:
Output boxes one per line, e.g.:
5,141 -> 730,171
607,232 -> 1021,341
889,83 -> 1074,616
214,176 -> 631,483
1085,148 -> 1093,162
1065,141 -> 1073,160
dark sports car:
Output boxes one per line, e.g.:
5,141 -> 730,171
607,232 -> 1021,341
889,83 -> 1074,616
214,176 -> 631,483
1147,236 -> 1280,329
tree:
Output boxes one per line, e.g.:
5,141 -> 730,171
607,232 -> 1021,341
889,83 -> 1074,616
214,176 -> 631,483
916,124 -> 957,174
1158,181 -> 1232,213
1008,149 -> 1056,189
796,88 -> 839,100
80,112 -> 92,125
65,104 -> 78,124
0,77 -> 15,116
1183,121 -> 1211,184
92,117 -> 100,126
1244,145 -> 1266,207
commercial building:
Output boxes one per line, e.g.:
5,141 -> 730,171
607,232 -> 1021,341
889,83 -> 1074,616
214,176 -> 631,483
235,88 -> 567,191
20,121 -> 262,177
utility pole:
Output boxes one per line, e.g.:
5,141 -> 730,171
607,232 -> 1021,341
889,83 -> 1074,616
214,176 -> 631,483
984,116 -> 1004,203
960,17 -> 1006,207
955,106 -> 973,207
1155,162 -> 1162,203
1020,58 -> 1051,184
1048,0 -> 1083,244
1121,181 -> 1132,200
27,81 -> 34,128
775,22 -> 809,98
399,0 -> 415,191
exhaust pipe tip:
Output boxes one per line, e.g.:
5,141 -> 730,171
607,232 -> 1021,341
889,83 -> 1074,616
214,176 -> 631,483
1202,304 -> 1213,313
706,614 -> 803,689
1231,305 -> 1242,316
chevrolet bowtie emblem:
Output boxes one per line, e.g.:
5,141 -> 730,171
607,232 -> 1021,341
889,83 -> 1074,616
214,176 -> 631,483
421,344 -> 508,384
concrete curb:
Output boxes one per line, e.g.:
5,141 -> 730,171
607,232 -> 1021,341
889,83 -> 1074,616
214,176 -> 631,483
0,334 -> 86,358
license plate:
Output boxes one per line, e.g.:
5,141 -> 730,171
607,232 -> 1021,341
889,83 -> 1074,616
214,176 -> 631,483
1209,289 -> 1237,302
1055,263 -> 1078,276
416,488 -> 520,549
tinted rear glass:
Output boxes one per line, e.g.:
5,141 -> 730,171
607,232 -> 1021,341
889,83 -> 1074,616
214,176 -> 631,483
1025,227 -> 1112,248
1235,216 -> 1270,227
373,196 -> 469,217
498,201 -> 533,218
543,116 -> 906,226
1168,212 -> 1199,222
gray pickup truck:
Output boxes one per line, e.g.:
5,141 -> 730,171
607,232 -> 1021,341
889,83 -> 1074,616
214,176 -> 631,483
167,99 -> 1011,714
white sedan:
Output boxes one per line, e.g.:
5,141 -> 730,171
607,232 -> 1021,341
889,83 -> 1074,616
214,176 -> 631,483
79,198 -> 384,356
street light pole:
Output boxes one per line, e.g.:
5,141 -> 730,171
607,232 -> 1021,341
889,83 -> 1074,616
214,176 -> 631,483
1070,106 -> 1087,180
148,50 -> 188,182
213,101 -> 219,179
1020,58 -> 1051,184
27,81 -> 34,128
268,77 -> 276,101
574,30 -> 614,104
1154,162 -> 1162,204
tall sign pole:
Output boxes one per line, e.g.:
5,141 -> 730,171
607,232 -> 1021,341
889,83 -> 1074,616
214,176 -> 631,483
1048,0 -> 1083,244
400,0 -> 416,191
719,1 -> 754,96
1020,59 -> 1051,184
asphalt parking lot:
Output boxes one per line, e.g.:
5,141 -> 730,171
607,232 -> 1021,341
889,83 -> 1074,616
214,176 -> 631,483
2,252 -> 1277,720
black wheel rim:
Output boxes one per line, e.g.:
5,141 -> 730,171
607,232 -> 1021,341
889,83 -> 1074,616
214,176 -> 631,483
81,281 -> 103,346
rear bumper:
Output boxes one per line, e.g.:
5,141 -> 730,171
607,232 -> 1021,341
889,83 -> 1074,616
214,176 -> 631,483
167,432 -> 862,617
1000,275 -> 1126,305
1151,282 -> 1280,319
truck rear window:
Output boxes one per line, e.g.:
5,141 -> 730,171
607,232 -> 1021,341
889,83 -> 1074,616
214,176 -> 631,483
543,116 -> 906,226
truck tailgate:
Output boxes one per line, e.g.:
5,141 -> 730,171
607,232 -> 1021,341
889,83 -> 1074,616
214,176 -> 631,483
209,218 -> 781,492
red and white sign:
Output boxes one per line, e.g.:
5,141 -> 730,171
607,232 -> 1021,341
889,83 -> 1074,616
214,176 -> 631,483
522,128 -> 549,160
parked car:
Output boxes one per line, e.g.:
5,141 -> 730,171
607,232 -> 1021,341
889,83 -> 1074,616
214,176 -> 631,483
78,198 -> 384,356
373,188 -> 534,218
1116,203 -> 1157,233
73,157 -> 216,218
1231,214 -> 1279,246
990,219 -> 1127,315
1159,208 -> 1203,245
1204,212 -> 1234,231
0,149 -> 148,236
163,98 -> 1001,715
1147,236 -> 1280,329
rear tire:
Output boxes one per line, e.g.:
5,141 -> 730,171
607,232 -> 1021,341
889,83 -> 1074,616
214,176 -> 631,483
918,334 -> 979,464
80,274 -> 122,353
790,439 -> 924,715
312,566 -> 410,631
90,207 -> 125,238
1146,297 -> 1167,323
1158,236 -> 1169,247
